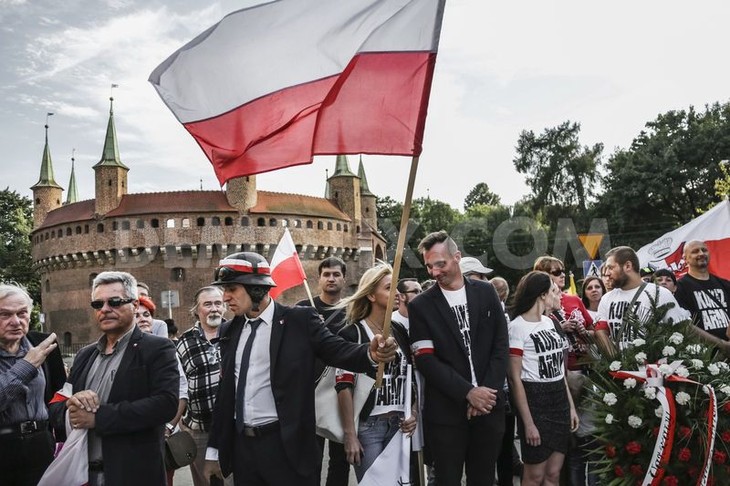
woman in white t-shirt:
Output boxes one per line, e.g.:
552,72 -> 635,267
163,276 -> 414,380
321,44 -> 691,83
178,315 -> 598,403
508,271 -> 579,486
335,263 -> 416,482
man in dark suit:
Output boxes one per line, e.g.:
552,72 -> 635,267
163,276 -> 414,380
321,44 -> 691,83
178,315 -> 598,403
203,252 -> 397,485
409,231 -> 509,486
49,271 -> 179,486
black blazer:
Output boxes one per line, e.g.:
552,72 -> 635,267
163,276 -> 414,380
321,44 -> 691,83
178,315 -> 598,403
209,303 -> 374,477
408,277 -> 509,426
27,331 -> 67,440
49,326 -> 179,486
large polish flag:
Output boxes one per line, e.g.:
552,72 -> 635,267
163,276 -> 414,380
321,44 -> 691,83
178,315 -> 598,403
269,228 -> 307,299
637,199 -> 730,280
149,0 -> 445,184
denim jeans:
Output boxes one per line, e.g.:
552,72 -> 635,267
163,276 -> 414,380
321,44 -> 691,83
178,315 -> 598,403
354,413 -> 403,481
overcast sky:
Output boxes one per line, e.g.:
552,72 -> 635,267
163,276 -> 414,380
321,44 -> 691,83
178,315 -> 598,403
2,0 -> 729,211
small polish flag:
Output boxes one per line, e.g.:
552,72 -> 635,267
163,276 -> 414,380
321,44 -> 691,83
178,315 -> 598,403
269,228 -> 307,299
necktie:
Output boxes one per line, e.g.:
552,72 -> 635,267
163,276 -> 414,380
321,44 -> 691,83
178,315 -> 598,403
235,318 -> 262,433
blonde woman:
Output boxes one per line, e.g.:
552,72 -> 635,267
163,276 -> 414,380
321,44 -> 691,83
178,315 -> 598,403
335,263 -> 417,481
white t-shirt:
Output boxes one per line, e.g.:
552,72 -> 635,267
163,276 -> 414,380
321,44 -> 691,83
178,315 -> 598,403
509,315 -> 567,383
361,323 -> 408,416
595,282 -> 689,344
391,310 -> 409,332
440,286 -> 477,386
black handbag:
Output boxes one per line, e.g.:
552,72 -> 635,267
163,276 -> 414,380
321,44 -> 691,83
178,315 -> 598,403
164,429 -> 197,470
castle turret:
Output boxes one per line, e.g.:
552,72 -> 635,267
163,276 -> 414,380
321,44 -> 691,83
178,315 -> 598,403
226,175 -> 257,212
93,97 -> 129,215
65,151 -> 79,205
327,155 -> 361,233
30,122 -> 63,227
357,156 -> 377,231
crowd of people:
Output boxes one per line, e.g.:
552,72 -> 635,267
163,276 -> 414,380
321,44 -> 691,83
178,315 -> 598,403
0,232 -> 728,486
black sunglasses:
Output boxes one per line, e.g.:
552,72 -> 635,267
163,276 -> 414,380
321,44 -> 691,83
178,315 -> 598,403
549,269 -> 565,277
90,297 -> 135,310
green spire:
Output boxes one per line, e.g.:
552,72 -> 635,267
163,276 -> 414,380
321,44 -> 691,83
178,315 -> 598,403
93,97 -> 128,169
324,169 -> 331,198
65,151 -> 79,204
357,156 -> 374,196
330,154 -> 356,178
31,122 -> 63,189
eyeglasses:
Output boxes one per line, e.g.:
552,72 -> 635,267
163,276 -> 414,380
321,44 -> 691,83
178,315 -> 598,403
90,297 -> 135,310
549,269 -> 565,277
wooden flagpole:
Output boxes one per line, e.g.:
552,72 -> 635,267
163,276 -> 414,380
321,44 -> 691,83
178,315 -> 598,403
376,155 -> 419,388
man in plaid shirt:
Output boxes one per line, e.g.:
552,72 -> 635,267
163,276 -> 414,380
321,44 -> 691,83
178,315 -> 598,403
177,286 -> 231,486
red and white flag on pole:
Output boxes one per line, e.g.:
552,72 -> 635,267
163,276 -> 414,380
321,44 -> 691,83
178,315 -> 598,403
637,199 -> 730,280
149,0 -> 445,184
269,228 -> 307,299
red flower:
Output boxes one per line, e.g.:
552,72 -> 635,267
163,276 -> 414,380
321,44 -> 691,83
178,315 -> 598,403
615,465 -> 624,477
606,445 -> 617,458
630,464 -> 643,476
722,430 -> 730,443
679,426 -> 692,439
662,476 -> 679,486
678,448 -> 692,462
625,441 -> 642,455
713,450 -> 727,464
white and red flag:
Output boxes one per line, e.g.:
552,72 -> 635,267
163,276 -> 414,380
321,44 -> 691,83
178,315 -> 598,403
637,199 -> 730,280
149,0 -> 445,183
269,228 -> 307,299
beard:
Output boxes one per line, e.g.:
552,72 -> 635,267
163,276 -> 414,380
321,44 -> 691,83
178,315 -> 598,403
205,314 -> 223,328
612,271 -> 628,289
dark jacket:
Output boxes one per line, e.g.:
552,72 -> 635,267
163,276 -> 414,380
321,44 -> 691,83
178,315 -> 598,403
49,326 -> 179,486
209,302 -> 374,477
27,331 -> 67,440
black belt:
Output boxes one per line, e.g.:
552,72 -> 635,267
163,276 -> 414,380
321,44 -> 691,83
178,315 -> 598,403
243,421 -> 279,438
88,460 -> 104,472
0,420 -> 48,438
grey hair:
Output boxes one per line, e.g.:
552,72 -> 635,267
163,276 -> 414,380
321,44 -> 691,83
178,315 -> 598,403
92,271 -> 138,299
190,286 -> 224,319
0,283 -> 33,308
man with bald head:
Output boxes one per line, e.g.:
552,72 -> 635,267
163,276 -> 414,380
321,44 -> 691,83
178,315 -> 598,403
675,240 -> 730,354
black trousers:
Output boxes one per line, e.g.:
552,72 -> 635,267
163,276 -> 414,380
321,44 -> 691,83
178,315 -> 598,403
233,429 -> 318,486
0,429 -> 55,486
316,435 -> 351,486
496,412 -> 517,485
425,407 -> 505,486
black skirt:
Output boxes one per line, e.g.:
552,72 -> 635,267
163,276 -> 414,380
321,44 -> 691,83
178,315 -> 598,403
516,379 -> 570,464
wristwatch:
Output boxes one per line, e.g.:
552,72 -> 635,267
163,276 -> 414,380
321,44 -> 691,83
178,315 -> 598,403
165,423 -> 175,433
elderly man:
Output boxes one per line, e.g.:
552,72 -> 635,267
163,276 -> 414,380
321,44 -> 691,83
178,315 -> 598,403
0,284 -> 63,486
409,231 -> 509,486
50,271 -> 179,486
204,252 -> 397,485
177,286 -> 231,486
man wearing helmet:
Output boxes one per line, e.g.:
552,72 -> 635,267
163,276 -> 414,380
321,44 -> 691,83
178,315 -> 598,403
204,252 -> 398,485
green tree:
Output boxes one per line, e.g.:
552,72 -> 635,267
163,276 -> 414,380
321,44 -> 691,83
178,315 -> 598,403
463,182 -> 501,211
0,188 -> 39,299
514,121 -> 603,216
598,103 -> 730,248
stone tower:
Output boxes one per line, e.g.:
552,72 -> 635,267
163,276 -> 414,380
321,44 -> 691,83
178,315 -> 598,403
357,156 -> 377,231
226,175 -> 257,212
327,155 -> 361,232
30,123 -> 63,227
93,97 -> 129,215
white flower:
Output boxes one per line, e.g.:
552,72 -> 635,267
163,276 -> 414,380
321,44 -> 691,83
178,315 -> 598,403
628,415 -> 643,428
635,352 -> 647,364
686,344 -> 704,355
624,378 -> 637,389
633,338 -> 646,347
662,346 -> 676,357
669,332 -> 684,345
720,385 -> 730,395
603,393 -> 618,406
609,361 -> 622,372
676,366 -> 690,378
718,362 -> 729,371
676,391 -> 691,406
644,386 -> 657,400
703,386 -> 710,395
708,363 -> 721,376
605,413 -> 615,424
691,359 -> 704,369
659,364 -> 673,375
655,406 -> 664,418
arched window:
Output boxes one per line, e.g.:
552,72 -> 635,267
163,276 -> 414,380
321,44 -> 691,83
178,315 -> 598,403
269,218 -> 277,227
97,224 -> 104,233
281,219 -> 288,227
241,217 -> 250,226
257,218 -> 266,227
121,221 -> 130,230
294,220 -> 301,228
136,219 -> 145,229
76,226 -> 82,234
196,217 -> 205,227
344,224 -> 348,233
225,217 -> 233,226
336,223 -> 341,231
171,267 -> 185,281
66,227 -> 72,236
84,225 -> 89,233
151,219 -> 159,228
317,221 -> 323,230
212,217 -> 221,226
306,220 -> 313,229
166,218 -> 175,228
182,218 -> 191,228
112,221 -> 118,230
327,222 -> 333,230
